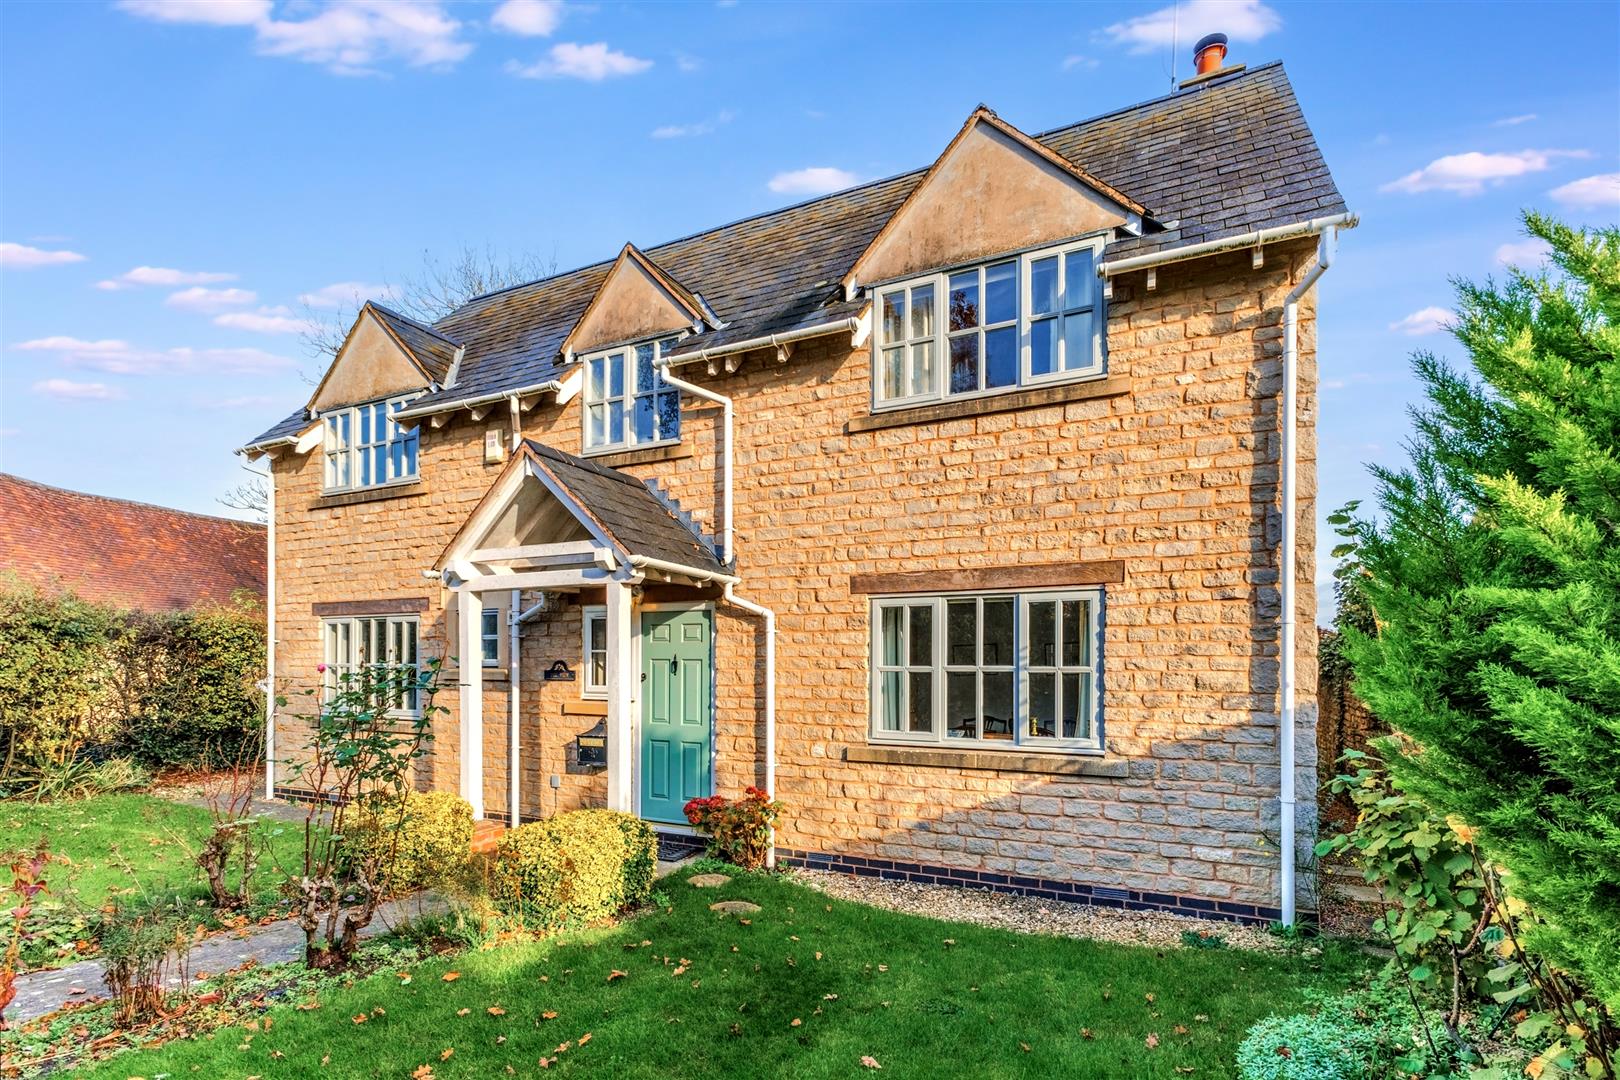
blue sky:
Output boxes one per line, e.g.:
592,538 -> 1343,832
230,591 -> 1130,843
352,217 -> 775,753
2,0 -> 1617,619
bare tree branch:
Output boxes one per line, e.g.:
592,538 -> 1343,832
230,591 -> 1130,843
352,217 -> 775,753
218,476 -> 269,522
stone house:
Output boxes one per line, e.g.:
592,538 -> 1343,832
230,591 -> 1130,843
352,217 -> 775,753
243,56 -> 1349,925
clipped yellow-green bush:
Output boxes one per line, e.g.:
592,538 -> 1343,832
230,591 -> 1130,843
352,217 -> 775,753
347,789 -> 474,892
488,808 -> 657,927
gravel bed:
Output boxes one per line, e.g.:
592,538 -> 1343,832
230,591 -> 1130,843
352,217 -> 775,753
790,868 -> 1288,953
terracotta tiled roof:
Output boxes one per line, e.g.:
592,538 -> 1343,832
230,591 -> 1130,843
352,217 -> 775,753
246,61 -> 1343,448
0,473 -> 266,613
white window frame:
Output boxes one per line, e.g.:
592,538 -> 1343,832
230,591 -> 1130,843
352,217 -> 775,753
581,336 -> 682,455
870,234 -> 1107,411
321,614 -> 422,716
322,394 -> 421,493
868,587 -> 1103,753
479,608 -> 501,668
581,605 -> 608,699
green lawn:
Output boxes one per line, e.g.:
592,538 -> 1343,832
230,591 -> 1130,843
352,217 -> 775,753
79,869 -> 1369,1079
0,793 -> 306,966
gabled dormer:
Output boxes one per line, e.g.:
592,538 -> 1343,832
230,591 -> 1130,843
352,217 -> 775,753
845,107 -> 1147,411
306,302 -> 462,493
843,106 -> 1145,299
561,245 -> 713,456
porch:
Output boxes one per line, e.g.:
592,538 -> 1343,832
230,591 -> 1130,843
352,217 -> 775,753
438,440 -> 766,838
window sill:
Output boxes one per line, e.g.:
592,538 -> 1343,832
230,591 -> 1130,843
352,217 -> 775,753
584,442 -> 692,468
845,744 -> 1126,777
312,480 -> 425,510
847,375 -> 1128,434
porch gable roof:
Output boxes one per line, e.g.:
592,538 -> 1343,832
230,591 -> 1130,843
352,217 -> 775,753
438,440 -> 725,577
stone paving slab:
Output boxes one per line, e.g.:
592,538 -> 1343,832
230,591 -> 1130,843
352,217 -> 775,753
5,895 -> 444,1026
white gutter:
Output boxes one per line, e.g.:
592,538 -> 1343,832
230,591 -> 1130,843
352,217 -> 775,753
661,317 -> 861,370
393,380 -> 564,423
1278,225 -> 1339,927
625,555 -> 740,586
508,593 -> 549,827
642,364 -> 778,866
1097,212 -> 1357,278
654,366 -> 735,566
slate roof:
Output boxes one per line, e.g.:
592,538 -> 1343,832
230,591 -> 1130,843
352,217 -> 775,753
525,442 -> 726,574
245,61 -> 1341,449
0,473 -> 266,612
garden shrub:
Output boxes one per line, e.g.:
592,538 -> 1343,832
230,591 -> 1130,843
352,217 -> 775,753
346,789 -> 474,892
683,787 -> 783,870
0,581 -> 119,781
1236,986 -> 1412,1080
487,808 -> 656,928
96,896 -> 193,1025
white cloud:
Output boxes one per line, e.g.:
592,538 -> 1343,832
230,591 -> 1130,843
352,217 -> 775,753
1548,172 -> 1620,210
33,378 -> 122,401
164,285 -> 257,312
767,167 -> 861,196
96,265 -> 237,290
214,305 -> 315,334
1494,238 -> 1552,267
1381,149 -> 1592,196
1,242 -> 87,269
1099,0 -> 1280,53
119,0 -> 472,76
675,52 -> 702,73
506,41 -> 652,80
13,335 -> 294,376
1061,54 -> 1099,71
1389,307 -> 1453,336
116,0 -> 270,26
651,109 -> 734,139
490,0 -> 562,36
1493,113 -> 1537,127
298,280 -> 392,308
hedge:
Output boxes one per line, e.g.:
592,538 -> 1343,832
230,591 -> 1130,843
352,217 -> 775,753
487,809 -> 657,928
346,789 -> 474,892
0,578 -> 265,780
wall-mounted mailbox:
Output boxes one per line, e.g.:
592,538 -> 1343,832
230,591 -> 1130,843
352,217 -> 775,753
543,660 -> 576,682
574,719 -> 607,769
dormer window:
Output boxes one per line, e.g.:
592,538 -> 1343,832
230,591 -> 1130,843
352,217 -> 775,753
873,236 -> 1106,409
322,394 -> 420,492
582,337 -> 681,454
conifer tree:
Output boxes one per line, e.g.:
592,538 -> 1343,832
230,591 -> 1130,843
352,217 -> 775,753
1343,213 -> 1620,1009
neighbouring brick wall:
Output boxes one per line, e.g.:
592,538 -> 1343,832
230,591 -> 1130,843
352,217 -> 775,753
268,239 -> 1320,914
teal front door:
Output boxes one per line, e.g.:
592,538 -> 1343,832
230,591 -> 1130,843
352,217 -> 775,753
639,607 -> 713,824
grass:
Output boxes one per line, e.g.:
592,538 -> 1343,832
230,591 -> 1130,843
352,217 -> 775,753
0,792 -> 307,966
77,868 -> 1371,1079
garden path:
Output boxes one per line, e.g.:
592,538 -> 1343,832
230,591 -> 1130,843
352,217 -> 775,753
6,894 -> 443,1025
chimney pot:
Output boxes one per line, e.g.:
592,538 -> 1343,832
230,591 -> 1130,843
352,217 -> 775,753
1193,32 -> 1228,76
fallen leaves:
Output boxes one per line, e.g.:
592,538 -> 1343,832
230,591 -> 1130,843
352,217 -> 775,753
860,1055 -> 882,1069
411,1066 -> 433,1079
351,1014 -> 368,1025
541,1010 -> 558,1020
487,1006 -> 506,1017
441,972 -> 461,982
608,970 -> 628,982
1145,1032 -> 1160,1049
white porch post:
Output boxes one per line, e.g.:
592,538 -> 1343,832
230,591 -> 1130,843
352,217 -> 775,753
604,578 -> 635,813
457,586 -> 485,818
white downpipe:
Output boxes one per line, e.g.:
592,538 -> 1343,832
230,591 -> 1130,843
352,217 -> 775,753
507,595 -> 549,827
651,362 -> 777,866
723,584 -> 777,869
260,465 -> 276,801
1279,225 -> 1337,927
654,365 -> 733,566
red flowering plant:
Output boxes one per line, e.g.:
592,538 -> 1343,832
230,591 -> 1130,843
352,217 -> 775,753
683,787 -> 784,870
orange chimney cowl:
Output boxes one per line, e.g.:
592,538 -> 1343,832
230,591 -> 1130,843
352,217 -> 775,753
1193,32 -> 1228,76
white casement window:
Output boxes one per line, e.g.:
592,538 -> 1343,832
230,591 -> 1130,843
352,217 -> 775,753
581,605 -> 608,698
873,236 -> 1106,408
322,615 -> 421,715
869,588 -> 1102,751
582,337 -> 681,453
480,609 -> 501,667
322,395 -> 420,492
